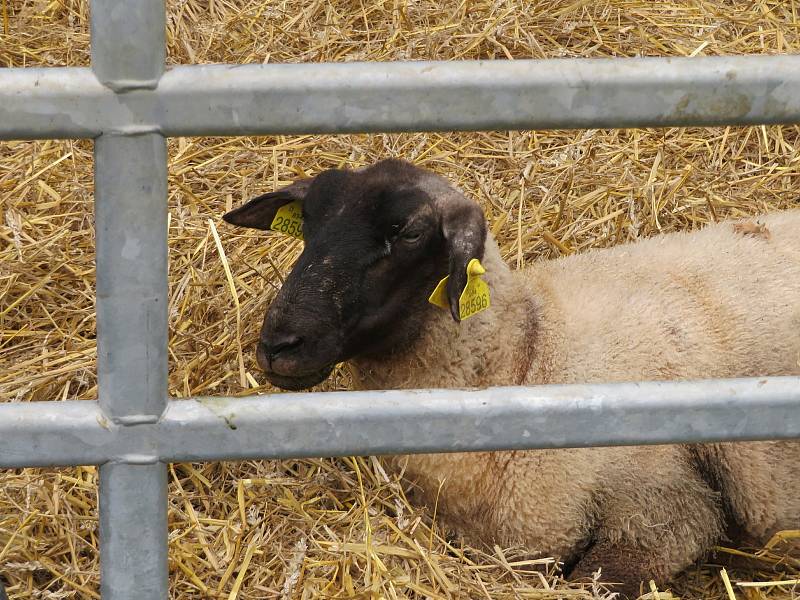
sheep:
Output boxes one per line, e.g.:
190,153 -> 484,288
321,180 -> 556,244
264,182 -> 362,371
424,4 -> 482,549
223,158 -> 800,597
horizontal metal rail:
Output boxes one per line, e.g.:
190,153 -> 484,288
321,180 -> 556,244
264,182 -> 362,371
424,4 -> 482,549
1,377 -> 799,469
2,55 -> 800,140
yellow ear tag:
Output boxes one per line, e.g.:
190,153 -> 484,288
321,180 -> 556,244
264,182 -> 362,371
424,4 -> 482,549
428,258 -> 490,320
270,201 -> 304,240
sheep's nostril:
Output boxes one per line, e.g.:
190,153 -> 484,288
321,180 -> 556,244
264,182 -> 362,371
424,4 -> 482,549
262,335 -> 303,360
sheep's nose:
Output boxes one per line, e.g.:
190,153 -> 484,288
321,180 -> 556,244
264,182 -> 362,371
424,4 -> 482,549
260,334 -> 303,360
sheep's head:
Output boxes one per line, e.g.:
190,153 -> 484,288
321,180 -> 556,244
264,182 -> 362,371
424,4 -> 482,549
223,159 -> 487,390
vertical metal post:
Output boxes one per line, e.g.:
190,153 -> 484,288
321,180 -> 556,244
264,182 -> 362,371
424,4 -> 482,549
99,463 -> 168,597
92,1 -> 168,598
94,134 -> 169,422
90,0 -> 165,90
95,134 -> 169,600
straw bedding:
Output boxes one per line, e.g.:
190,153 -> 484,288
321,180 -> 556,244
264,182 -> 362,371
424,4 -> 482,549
1,0 -> 799,597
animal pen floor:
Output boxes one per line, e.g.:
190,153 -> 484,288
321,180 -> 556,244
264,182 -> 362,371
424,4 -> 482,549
1,0 -> 800,598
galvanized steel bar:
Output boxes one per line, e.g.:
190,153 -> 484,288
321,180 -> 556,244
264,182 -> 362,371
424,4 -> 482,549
0,68 -> 110,140
1,378 -> 798,469
94,134 -> 169,423
99,463 -> 168,598
2,55 -> 800,140
0,401 -> 115,468
92,1 -> 169,597
154,56 -> 800,134
91,0 -> 165,90
161,378 -> 800,459
94,114 -> 170,600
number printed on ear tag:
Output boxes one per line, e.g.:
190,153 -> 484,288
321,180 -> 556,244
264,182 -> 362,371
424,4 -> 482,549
458,259 -> 490,319
270,201 -> 304,240
428,258 -> 490,320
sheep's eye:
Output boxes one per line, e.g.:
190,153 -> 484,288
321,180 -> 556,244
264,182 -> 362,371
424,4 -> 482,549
400,231 -> 422,243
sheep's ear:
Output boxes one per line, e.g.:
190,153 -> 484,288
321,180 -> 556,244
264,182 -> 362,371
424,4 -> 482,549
438,192 -> 487,322
223,178 -> 312,230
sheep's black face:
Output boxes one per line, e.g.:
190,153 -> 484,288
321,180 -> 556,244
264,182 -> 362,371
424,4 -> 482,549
223,159 -> 486,390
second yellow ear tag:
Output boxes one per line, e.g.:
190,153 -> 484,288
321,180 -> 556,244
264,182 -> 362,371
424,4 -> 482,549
428,258 -> 490,320
270,201 -> 304,240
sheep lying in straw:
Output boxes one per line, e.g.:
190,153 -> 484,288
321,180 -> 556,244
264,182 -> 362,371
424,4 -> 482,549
223,158 -> 800,597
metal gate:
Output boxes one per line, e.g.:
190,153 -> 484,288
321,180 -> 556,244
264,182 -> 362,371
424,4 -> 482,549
1,1 -> 799,598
